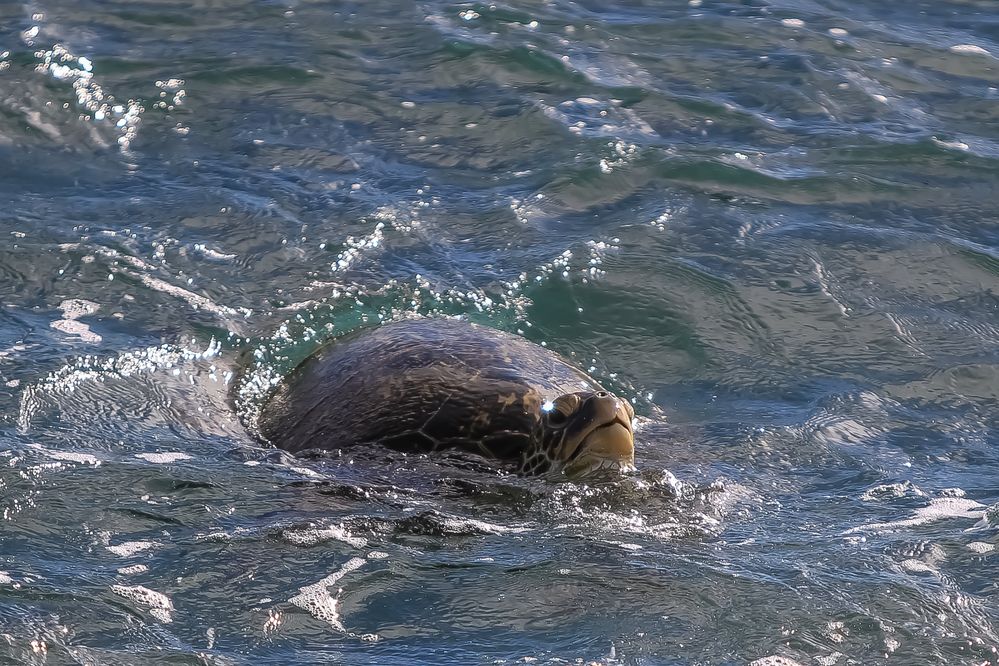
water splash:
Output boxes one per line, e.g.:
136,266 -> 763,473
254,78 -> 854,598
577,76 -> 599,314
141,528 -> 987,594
32,43 -> 143,151
18,338 -> 222,432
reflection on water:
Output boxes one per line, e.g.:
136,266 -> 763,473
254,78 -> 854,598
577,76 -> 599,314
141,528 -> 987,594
1,0 -> 997,663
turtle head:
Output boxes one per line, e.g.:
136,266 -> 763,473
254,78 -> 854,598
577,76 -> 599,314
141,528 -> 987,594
524,391 -> 635,477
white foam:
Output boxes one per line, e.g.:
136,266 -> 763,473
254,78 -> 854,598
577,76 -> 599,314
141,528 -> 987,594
58,299 -> 100,319
288,464 -> 324,479
51,299 -> 102,341
823,621 -> 847,643
49,319 -> 102,343
932,137 -> 971,152
283,524 -> 367,548
900,559 -> 937,574
435,516 -> 530,535
117,564 -> 149,575
106,541 -> 156,557
844,497 -> 986,534
781,19 -> 805,28
950,44 -> 991,56
136,273 -> 242,319
861,481 -> 924,501
110,585 -> 173,623
289,557 -> 366,630
750,657 -> 806,666
27,444 -> 100,466
811,259 -> 850,318
967,542 -> 995,553
134,452 -> 192,464
331,222 -> 385,273
195,526 -> 251,542
0,572 -> 12,585
56,450 -> 102,465
192,244 -> 236,261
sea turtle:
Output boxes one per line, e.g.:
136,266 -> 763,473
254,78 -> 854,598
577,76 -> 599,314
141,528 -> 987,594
256,318 -> 635,477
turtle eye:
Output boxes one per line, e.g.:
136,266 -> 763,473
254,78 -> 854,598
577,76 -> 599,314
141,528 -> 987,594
546,409 -> 569,427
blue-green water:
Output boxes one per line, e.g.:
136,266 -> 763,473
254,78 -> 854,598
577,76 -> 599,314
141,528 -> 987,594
1,0 -> 998,664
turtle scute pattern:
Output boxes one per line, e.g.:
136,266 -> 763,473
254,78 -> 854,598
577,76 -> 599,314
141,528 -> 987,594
257,318 -> 601,463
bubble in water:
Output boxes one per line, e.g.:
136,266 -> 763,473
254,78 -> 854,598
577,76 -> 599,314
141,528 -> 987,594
110,585 -> 174,623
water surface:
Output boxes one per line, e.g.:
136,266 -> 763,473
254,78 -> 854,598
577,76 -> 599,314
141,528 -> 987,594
1,0 -> 998,664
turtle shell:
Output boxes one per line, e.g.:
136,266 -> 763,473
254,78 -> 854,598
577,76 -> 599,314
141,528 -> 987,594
257,318 -> 603,460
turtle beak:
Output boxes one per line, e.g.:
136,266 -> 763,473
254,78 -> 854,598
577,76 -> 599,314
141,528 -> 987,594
561,393 -> 635,477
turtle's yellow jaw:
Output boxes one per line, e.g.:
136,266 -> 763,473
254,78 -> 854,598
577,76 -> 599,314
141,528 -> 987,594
562,418 -> 635,477
538,391 -> 635,478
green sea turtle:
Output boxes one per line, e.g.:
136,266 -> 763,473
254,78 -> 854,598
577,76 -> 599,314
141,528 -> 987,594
257,318 -> 635,477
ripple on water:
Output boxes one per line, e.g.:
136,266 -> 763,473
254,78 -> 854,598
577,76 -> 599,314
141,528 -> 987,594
2,0 -> 998,662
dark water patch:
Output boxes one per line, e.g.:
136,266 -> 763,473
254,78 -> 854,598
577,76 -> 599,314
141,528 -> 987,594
188,65 -> 322,87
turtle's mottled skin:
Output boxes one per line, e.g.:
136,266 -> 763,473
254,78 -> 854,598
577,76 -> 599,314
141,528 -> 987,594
257,318 -> 635,476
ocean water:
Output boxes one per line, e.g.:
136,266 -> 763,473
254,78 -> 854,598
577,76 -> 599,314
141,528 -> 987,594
1,0 -> 998,664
